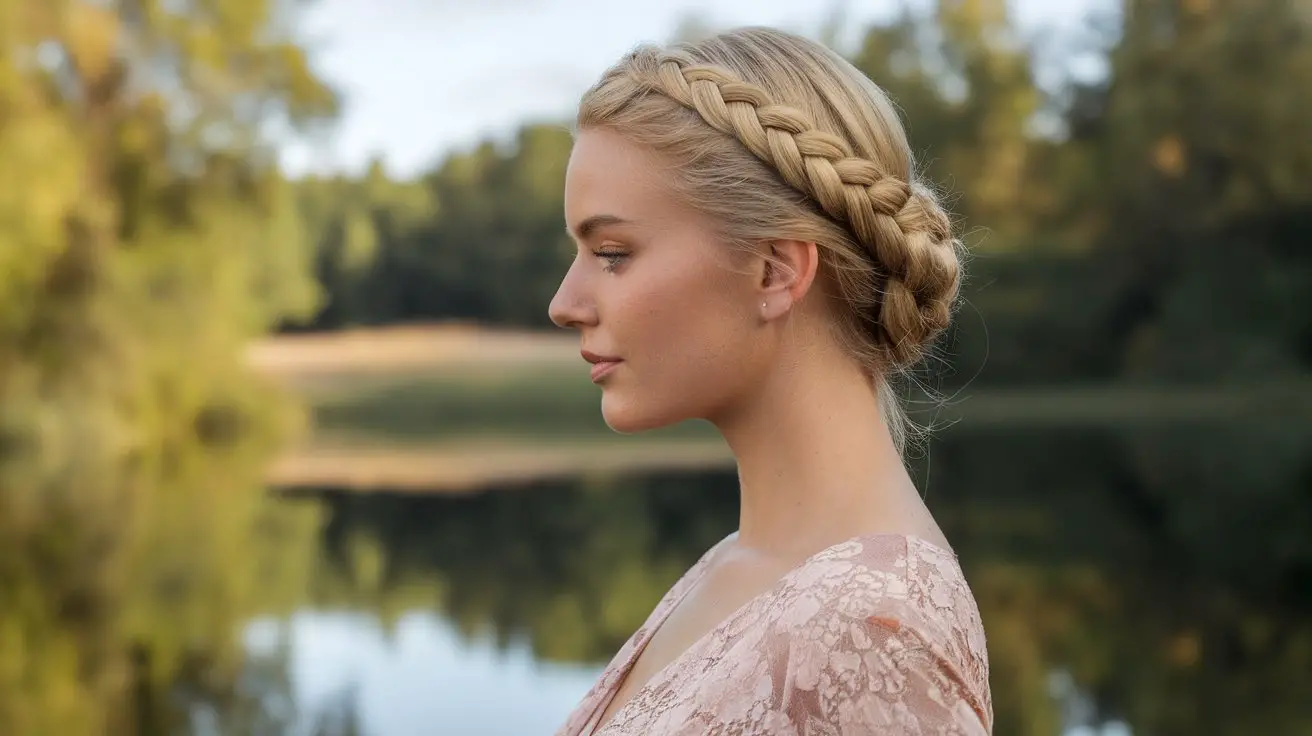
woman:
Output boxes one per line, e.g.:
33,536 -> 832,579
548,26 -> 992,735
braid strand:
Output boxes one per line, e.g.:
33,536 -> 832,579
644,51 -> 960,367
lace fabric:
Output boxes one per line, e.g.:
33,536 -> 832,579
556,534 -> 992,735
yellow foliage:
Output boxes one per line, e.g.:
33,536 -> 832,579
63,2 -> 120,83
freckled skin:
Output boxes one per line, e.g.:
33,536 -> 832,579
549,128 -> 773,433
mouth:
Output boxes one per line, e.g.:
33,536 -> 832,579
582,350 -> 623,383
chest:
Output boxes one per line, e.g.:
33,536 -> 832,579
593,559 -> 788,729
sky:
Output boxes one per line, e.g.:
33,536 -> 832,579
279,0 -> 1110,179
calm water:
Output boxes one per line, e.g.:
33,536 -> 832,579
243,611 -> 602,734
239,423 -> 1311,736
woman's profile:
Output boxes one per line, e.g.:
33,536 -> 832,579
548,26 -> 992,735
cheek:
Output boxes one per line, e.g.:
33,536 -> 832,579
616,261 -> 755,382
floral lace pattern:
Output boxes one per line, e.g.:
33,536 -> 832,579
556,534 -> 992,735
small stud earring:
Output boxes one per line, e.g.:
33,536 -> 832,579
762,301 -> 767,309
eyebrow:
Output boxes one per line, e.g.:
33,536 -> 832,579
567,214 -> 634,240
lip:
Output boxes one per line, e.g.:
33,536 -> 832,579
589,360 -> 622,382
582,350 -> 622,383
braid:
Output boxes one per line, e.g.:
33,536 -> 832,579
642,50 -> 961,367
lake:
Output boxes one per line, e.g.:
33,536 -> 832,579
235,419 -> 1311,736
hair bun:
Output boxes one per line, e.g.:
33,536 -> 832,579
872,184 -> 961,368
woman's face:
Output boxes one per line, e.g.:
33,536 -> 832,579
549,128 -> 769,433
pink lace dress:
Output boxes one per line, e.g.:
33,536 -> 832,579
555,533 -> 992,735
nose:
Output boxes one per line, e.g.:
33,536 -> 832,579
548,258 -> 596,330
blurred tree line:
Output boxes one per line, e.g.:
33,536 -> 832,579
1,0 -> 334,732
292,0 -> 1311,389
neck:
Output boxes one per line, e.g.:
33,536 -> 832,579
710,347 -> 923,558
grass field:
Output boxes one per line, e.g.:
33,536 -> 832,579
252,325 -> 729,490
308,363 -> 717,442
251,324 -> 1312,491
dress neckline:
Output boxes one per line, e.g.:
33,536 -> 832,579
582,532 -> 956,735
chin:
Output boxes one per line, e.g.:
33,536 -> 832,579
599,391 -> 687,434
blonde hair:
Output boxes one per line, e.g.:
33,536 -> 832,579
577,27 -> 962,453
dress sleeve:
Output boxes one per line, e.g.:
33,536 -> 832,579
774,610 -> 991,735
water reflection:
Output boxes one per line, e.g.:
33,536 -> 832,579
247,610 -> 602,736
9,418 -> 1302,733
270,422 -> 1311,736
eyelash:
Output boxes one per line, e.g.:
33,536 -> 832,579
594,249 -> 629,272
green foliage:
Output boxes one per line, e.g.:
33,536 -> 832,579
0,0 -> 335,732
1060,0 -> 1312,382
295,125 -> 575,331
291,158 -> 438,329
849,0 -> 1047,241
291,0 -> 1311,388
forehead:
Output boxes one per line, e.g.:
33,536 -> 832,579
564,128 -> 677,225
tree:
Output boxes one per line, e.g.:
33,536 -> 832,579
0,1 -> 336,731
849,0 -> 1046,245
1061,0 -> 1312,381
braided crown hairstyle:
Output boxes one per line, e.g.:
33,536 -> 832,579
578,27 -> 962,451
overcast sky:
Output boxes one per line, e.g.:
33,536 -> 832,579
279,0 -> 1110,178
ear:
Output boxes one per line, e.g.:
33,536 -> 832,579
759,239 -> 819,319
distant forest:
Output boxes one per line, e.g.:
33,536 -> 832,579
289,1 -> 1310,389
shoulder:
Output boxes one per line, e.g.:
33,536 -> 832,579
763,534 -> 993,733
770,534 -> 985,646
